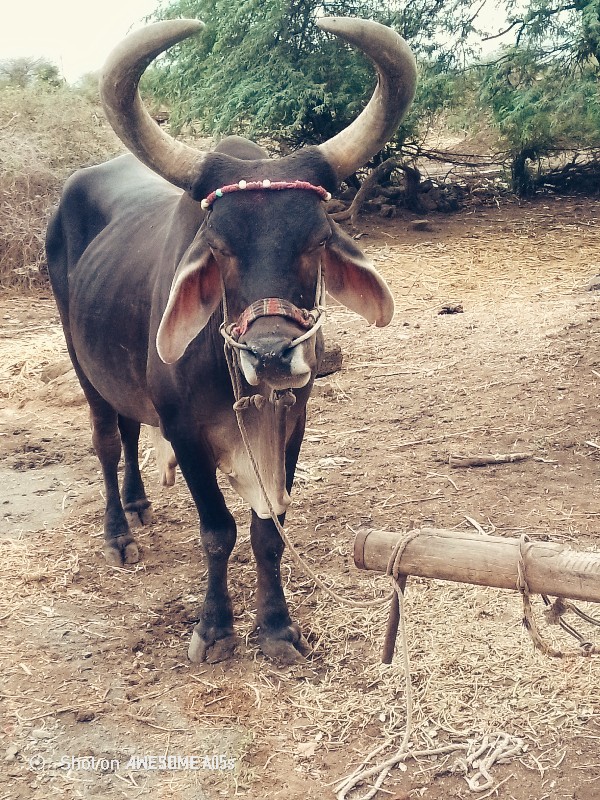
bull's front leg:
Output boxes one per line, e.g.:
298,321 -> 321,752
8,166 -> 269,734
251,512 -> 311,664
252,415 -> 311,664
168,433 -> 239,664
189,508 -> 238,664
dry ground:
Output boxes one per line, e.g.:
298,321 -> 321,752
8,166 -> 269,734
0,195 -> 599,800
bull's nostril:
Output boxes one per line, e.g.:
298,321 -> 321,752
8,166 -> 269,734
244,342 -> 294,367
244,349 -> 261,366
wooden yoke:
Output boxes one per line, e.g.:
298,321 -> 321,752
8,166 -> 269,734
354,528 -> 600,604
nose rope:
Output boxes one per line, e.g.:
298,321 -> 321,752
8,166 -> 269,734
221,296 -> 399,616
219,261 -> 327,352
219,263 -> 395,616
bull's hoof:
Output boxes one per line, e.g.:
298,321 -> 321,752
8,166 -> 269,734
257,623 -> 311,665
124,501 -> 153,528
103,535 -> 140,566
188,629 -> 238,664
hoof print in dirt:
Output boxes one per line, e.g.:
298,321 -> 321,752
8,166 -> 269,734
75,709 -> 96,723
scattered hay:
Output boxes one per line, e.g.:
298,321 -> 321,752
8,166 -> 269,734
1,521 -> 597,798
0,318 -> 67,401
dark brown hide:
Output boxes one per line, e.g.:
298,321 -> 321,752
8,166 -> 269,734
46,18 -> 416,664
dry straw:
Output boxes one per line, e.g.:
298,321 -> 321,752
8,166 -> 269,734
0,85 -> 122,289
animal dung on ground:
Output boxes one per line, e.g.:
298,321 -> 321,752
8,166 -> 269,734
438,303 -> 464,315
411,219 -> 433,232
316,343 -> 343,377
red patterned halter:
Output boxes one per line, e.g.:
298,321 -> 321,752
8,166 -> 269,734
231,298 -> 314,339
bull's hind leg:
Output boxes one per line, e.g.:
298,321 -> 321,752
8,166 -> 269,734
118,415 -> 152,528
89,402 -> 141,566
48,264 -> 143,566
57,324 -> 141,565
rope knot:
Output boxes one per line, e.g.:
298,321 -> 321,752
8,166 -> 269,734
271,389 -> 297,408
381,528 -> 421,664
233,394 -> 266,411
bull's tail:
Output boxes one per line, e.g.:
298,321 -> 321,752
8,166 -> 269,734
146,425 -> 177,487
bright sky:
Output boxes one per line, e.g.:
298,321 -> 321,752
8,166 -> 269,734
1,1 -> 164,83
1,2 -> 510,85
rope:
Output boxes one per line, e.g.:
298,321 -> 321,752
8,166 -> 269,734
220,266 -> 395,614
223,341 -> 557,798
335,580 -> 414,800
332,537 -> 596,799
517,535 -> 599,658
544,595 -> 600,628
380,529 -> 421,663
336,730 -> 526,799
224,338 -> 393,611
334,533 -> 525,799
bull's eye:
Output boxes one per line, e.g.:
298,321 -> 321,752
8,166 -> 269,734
314,235 -> 330,250
210,244 -> 233,259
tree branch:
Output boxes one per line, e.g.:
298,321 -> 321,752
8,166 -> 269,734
482,18 -> 524,42
330,157 -> 404,225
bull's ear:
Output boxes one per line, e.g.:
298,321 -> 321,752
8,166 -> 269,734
323,223 -> 394,326
156,237 -> 222,364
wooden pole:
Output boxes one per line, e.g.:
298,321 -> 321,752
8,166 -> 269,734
354,528 -> 600,604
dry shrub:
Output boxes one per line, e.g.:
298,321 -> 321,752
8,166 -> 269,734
0,85 -> 123,290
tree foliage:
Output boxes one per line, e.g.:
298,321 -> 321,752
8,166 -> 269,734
478,1 -> 600,192
0,57 -> 63,89
147,0 -> 483,152
143,1 -> 600,195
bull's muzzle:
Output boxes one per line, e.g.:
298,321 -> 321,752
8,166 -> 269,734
221,295 -> 324,391
238,319 -> 316,390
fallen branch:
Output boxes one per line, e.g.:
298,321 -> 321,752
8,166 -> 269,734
449,452 -> 532,468
330,158 -> 423,225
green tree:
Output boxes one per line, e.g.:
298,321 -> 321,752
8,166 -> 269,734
144,1 -> 600,197
147,0 -> 485,152
478,1 -> 600,193
0,57 -> 63,89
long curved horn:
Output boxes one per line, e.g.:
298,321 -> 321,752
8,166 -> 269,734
100,19 -> 205,192
316,17 -> 417,181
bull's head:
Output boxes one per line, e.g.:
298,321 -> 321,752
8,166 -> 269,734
99,17 -> 417,390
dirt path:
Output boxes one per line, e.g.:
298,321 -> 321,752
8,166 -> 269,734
1,196 -> 599,800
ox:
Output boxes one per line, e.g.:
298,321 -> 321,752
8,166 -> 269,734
46,17 -> 416,664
